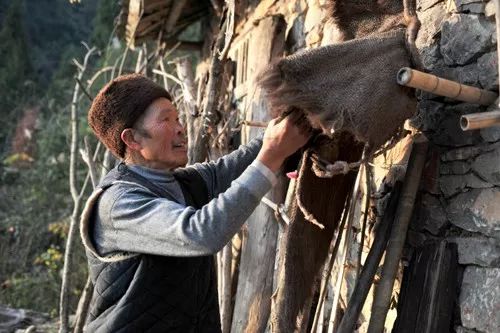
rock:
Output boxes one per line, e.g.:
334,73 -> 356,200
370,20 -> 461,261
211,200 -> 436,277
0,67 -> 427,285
448,0 -> 486,14
304,2 -> 325,33
459,266 -> 500,333
431,104 -> 482,147
455,326 -> 480,333
446,188 -> 500,239
321,19 -> 343,45
472,147 -> 500,185
415,100 -> 446,132
485,0 -> 496,17
440,174 -> 466,197
305,25 -> 322,46
416,3 -> 447,70
417,2 -> 447,48
465,173 -> 493,189
417,0 -> 444,11
440,160 -> 471,175
286,14 -> 306,53
444,62 -> 479,86
407,229 -> 429,247
417,194 -> 449,234
0,305 -> 49,333
441,145 -> 483,161
421,44 -> 445,72
477,51 -> 498,91
480,126 -> 500,143
449,236 -> 500,267
440,14 -> 494,65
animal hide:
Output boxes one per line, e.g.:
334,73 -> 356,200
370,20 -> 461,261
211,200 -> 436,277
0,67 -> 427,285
271,134 -> 363,332
258,28 -> 416,151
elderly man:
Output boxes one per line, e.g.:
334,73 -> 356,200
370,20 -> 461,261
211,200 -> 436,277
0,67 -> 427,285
79,74 -> 310,332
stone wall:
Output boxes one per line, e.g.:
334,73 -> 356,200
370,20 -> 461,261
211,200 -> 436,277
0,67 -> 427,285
411,1 -> 500,332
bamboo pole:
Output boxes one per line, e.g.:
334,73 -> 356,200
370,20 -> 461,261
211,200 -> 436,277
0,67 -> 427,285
336,182 -> 402,333
460,110 -> 500,130
397,67 -> 498,106
367,135 -> 429,333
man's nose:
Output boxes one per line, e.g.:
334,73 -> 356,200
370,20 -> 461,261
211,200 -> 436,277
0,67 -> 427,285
177,122 -> 186,135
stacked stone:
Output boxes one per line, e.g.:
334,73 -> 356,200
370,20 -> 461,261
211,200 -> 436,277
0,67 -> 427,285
410,1 -> 500,332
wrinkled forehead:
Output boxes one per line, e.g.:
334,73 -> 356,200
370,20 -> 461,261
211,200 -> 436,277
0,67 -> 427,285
135,97 -> 177,127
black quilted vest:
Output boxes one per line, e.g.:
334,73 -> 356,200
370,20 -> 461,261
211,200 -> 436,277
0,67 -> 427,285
84,164 -> 221,333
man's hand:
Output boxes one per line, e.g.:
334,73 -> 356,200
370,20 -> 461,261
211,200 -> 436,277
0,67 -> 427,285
257,111 -> 312,173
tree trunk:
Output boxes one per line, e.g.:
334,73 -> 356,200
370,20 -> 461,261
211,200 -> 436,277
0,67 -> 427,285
174,56 -> 199,164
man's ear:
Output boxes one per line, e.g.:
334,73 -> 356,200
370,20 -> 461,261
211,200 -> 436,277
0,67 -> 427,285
121,128 -> 142,152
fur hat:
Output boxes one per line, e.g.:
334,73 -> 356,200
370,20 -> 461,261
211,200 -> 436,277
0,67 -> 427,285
88,73 -> 171,158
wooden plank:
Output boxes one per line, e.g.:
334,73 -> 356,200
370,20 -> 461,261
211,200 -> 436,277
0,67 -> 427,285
230,15 -> 287,333
165,0 -> 188,33
136,9 -> 168,29
143,0 -> 169,14
126,0 -> 142,35
393,240 -> 458,333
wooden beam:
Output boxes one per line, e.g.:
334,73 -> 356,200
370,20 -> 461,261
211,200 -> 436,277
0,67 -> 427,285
392,241 -> 458,333
137,9 -> 168,29
165,0 -> 188,33
126,0 -> 142,37
143,0 -> 168,14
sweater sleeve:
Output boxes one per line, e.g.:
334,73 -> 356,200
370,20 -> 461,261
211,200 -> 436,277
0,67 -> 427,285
191,134 -> 269,197
94,161 -> 274,257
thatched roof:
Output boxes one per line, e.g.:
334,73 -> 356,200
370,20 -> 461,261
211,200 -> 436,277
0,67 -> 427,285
117,0 -> 209,48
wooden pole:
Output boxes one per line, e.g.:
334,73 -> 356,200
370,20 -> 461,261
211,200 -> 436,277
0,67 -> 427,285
367,135 -> 428,333
336,182 -> 401,333
397,67 -> 498,106
460,110 -> 500,130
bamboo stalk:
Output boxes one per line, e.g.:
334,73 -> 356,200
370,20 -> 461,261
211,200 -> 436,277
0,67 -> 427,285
336,182 -> 402,333
367,135 -> 429,333
460,110 -> 500,130
327,223 -> 350,333
311,193 -> 351,332
397,67 -> 498,106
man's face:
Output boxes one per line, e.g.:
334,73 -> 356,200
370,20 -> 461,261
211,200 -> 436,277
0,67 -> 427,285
134,97 -> 188,169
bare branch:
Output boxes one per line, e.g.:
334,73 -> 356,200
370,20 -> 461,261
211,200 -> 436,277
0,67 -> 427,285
75,77 -> 93,102
152,68 -> 183,85
219,0 -> 235,60
59,45 -> 97,333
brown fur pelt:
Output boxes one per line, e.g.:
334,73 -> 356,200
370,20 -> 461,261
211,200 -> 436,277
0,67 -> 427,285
271,134 -> 363,332
327,0 -> 406,41
258,29 -> 416,151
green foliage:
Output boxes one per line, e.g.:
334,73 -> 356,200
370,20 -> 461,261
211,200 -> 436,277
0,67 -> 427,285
35,245 -> 64,272
0,0 -> 108,314
91,0 -> 119,49
0,2 -> 35,148
0,271 -> 61,315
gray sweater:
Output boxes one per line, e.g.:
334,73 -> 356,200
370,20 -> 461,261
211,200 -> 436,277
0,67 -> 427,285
92,137 -> 277,257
